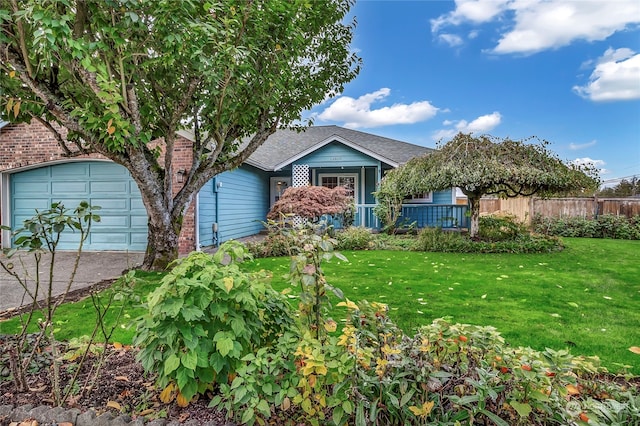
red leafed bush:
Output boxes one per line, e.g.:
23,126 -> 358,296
267,186 -> 352,221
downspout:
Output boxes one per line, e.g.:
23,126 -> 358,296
194,192 -> 200,251
214,177 -> 220,247
0,172 -> 6,249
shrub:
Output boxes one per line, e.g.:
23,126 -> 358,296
210,305 -> 640,425
532,214 -> 640,240
478,212 -> 529,242
133,241 -> 295,403
414,227 -> 563,253
334,226 -> 375,250
246,230 -> 299,259
267,186 -> 354,224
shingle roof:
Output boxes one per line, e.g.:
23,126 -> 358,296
246,125 -> 432,171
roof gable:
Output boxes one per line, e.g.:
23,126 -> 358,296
247,125 -> 432,171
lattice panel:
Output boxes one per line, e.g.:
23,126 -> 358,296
292,164 -> 310,187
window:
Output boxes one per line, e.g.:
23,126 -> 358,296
318,173 -> 357,199
406,191 -> 433,203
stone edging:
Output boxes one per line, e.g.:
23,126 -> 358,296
0,404 -> 227,426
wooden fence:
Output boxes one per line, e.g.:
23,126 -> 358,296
479,197 -> 640,225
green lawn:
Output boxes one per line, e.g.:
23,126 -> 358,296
1,238 -> 638,374
243,238 -> 640,374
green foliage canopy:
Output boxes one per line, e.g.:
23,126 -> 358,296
0,0 -> 360,269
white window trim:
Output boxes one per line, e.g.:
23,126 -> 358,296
406,191 -> 433,203
318,173 -> 358,202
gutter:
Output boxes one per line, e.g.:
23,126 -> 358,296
195,192 -> 200,251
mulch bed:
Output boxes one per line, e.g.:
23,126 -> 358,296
0,341 -> 228,425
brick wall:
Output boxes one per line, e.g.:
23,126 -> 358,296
0,122 -> 196,254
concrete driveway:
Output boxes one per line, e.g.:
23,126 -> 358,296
0,251 -> 144,313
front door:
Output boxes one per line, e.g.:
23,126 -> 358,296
270,177 -> 291,206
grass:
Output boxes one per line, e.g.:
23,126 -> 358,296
243,237 -> 640,374
1,238 -> 638,374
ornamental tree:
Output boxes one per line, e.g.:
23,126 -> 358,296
267,186 -> 354,223
0,0 -> 360,270
377,133 -> 599,237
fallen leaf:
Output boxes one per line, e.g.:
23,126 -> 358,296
112,342 -> 123,350
106,400 -> 122,410
629,346 -> 640,354
281,396 -> 291,411
138,408 -> 155,417
115,376 -> 130,382
481,294 -> 487,299
28,384 -> 47,392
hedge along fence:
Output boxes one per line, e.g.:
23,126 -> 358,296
479,197 -> 640,225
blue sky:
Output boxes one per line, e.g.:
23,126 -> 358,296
305,0 -> 640,187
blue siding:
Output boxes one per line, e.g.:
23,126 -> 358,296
11,161 -> 147,251
433,189 -> 454,204
198,179 -> 216,247
198,165 -> 269,248
364,167 -> 377,204
299,142 -> 379,168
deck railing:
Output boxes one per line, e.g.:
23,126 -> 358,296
353,204 -> 469,230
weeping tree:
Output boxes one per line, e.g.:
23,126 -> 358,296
0,0 -> 360,270
376,133 -> 599,237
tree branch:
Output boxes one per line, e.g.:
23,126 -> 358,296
30,115 -> 89,157
9,0 -> 34,77
169,77 -> 201,129
126,84 -> 142,134
73,0 -> 88,38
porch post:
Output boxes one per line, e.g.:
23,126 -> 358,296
360,166 -> 365,226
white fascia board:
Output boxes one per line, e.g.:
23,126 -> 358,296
273,135 -> 398,171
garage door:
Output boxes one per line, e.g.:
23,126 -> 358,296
11,161 -> 147,251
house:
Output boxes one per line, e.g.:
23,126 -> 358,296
0,122 -> 467,254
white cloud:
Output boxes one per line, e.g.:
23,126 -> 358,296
432,0 -> 640,55
437,33 -> 464,47
431,0 -> 510,33
571,157 -> 609,175
432,112 -> 502,142
457,112 -> 502,133
317,88 -> 439,128
569,140 -> 597,150
573,48 -> 640,101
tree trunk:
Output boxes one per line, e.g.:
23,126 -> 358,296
142,216 -> 181,270
468,195 -> 480,239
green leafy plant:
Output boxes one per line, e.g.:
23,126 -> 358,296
284,223 -> 346,342
245,218 -> 301,258
533,214 -> 640,240
133,241 -> 295,404
414,226 -> 563,253
335,226 -> 376,251
478,212 -> 529,242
